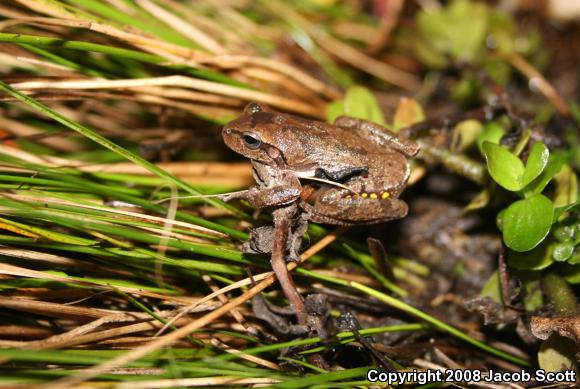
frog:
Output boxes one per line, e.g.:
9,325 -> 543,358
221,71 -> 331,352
221,102 -> 420,225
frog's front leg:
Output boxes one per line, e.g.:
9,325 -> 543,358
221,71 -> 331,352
220,170 -> 302,208
302,187 -> 409,225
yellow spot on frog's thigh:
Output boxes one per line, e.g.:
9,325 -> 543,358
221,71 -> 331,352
381,192 -> 390,199
369,193 -> 378,199
361,193 -> 368,198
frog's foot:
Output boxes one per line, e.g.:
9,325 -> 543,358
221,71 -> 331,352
243,226 -> 275,255
303,188 -> 409,225
252,294 -> 309,338
243,215 -> 308,262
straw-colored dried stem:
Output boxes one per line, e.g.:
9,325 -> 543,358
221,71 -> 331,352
135,0 -> 226,55
367,0 -> 405,55
48,226 -> 347,388
507,53 -> 570,117
10,76 -> 324,116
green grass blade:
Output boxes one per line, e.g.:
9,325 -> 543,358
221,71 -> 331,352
0,80 -> 245,219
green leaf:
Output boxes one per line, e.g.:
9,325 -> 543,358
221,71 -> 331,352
553,224 -> 576,242
464,188 -> 490,212
521,142 -> 549,187
519,272 -> 543,311
480,271 -> 501,303
502,194 -> 554,251
326,100 -> 345,123
561,263 -> 580,283
416,0 -> 489,64
452,119 -> 482,151
538,335 -> 576,372
392,98 -> 425,131
552,242 -> 574,262
508,241 -> 554,270
483,141 -> 525,191
569,251 -> 580,265
327,86 -> 385,125
552,164 -> 578,208
477,121 -> 505,154
524,153 -> 565,195
448,1 -> 488,62
553,201 -> 580,222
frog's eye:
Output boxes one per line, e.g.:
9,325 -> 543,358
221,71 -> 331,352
242,132 -> 262,149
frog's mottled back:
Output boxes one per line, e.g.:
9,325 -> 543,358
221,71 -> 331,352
222,102 -> 420,224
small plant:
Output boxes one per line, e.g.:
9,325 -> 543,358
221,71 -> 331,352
481,130 -> 579,285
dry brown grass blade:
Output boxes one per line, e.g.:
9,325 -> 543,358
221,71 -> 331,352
202,274 -> 247,329
0,116 -> 81,152
507,53 -> 571,117
263,1 -> 420,91
0,263 -> 198,304
47,227 -> 347,388
0,16 -> 167,53
136,0 -> 226,55
116,376 -> 281,389
3,304 -> 219,350
8,2 -> 210,61
195,56 -> 342,100
78,161 -> 252,177
161,0 -> 249,50
1,193 -> 228,238
0,297 -> 113,321
10,76 -> 325,117
367,0 -> 405,55
209,338 -> 279,370
314,33 -> 420,91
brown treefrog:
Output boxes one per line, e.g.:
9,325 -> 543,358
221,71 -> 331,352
222,102 -> 420,225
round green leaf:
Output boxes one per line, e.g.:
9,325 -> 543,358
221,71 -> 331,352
502,194 -> 554,252
522,142 -> 549,187
525,153 -> 565,196
344,86 -> 385,125
538,335 -> 576,372
483,142 -> 525,191
552,242 -> 574,262
553,224 -> 575,242
477,121 -> 505,154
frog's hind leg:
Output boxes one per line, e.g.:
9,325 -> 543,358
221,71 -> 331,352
304,188 -> 409,225
333,116 -> 419,157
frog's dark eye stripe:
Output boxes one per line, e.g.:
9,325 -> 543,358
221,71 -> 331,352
242,132 -> 262,149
